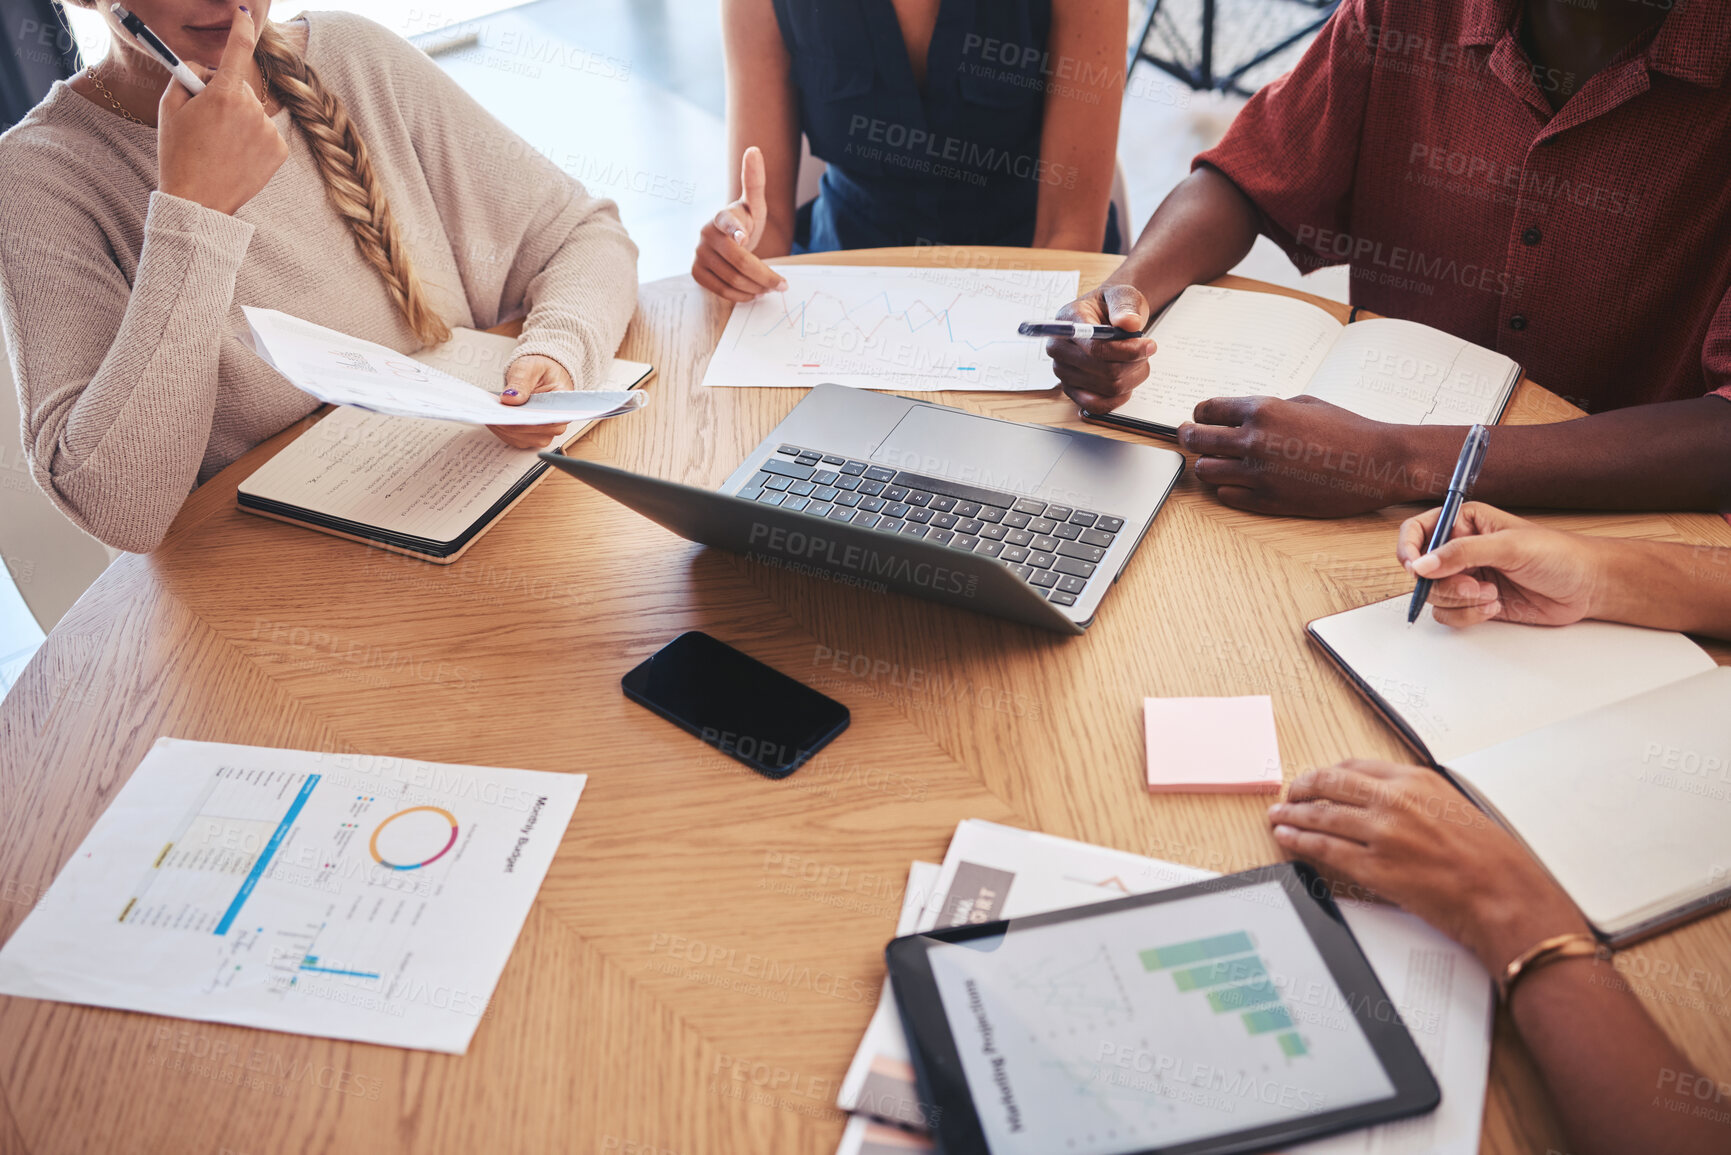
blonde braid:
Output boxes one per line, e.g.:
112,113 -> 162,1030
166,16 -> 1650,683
253,23 -> 450,346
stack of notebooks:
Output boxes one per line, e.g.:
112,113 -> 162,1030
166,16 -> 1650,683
1309,597 -> 1731,944
238,329 -> 653,562
832,820 -> 1494,1155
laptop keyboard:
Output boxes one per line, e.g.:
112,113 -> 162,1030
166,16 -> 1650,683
734,443 -> 1126,609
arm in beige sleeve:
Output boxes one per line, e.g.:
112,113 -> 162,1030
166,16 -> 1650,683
1,191 -> 254,552
364,19 -> 640,387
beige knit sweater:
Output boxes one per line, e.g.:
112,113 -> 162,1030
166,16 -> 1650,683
0,11 -> 638,552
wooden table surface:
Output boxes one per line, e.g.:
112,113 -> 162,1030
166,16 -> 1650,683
3,247 -> 1729,1155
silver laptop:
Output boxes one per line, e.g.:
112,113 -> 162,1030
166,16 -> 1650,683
541,384 -> 1183,633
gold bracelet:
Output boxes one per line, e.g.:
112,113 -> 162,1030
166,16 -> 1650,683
1498,932 -> 1610,1001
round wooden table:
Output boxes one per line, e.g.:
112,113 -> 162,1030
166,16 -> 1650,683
3,248 -> 1728,1155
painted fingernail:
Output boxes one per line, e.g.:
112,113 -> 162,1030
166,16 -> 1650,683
238,5 -> 248,11
502,389 -> 519,397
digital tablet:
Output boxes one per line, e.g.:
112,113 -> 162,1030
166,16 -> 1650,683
885,862 -> 1439,1155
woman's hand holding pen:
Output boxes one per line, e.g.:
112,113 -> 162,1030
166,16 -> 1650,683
1397,502 -> 1604,628
157,8 -> 287,215
692,146 -> 788,302
1045,282 -> 1155,412
488,354 -> 574,449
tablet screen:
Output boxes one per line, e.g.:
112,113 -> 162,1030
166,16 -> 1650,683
923,879 -> 1398,1153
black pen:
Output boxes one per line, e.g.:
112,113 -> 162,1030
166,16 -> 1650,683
1017,321 -> 1143,340
1407,424 -> 1491,624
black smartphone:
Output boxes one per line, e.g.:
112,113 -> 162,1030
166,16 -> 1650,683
621,631 -> 850,779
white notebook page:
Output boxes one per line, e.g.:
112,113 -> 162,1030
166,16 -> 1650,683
1308,320 -> 1515,425
1449,667 -> 1731,934
1310,595 -> 1717,765
239,408 -> 570,542
1119,285 -> 1341,429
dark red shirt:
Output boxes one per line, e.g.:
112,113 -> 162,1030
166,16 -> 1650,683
1194,0 -> 1731,414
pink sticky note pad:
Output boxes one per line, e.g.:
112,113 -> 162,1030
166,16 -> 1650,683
1144,696 -> 1283,793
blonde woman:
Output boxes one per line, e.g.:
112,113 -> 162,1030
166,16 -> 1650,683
0,2 -> 637,552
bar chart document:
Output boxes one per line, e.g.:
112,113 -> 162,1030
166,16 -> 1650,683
0,738 -> 584,1053
700,265 -> 1081,392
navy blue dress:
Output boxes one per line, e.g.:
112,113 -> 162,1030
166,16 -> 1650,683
771,0 -> 1121,253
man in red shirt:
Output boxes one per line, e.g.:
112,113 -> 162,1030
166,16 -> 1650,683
1048,0 -> 1731,515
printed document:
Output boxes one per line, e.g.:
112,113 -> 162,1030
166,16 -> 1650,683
0,738 -> 582,1053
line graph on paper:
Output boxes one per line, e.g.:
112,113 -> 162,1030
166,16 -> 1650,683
700,264 -> 1080,392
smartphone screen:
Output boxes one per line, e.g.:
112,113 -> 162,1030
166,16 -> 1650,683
621,631 -> 850,779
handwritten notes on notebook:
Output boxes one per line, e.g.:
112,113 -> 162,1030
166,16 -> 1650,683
1143,696 -> 1284,792
237,330 -> 654,552
242,408 -> 557,544
1114,285 -> 1521,433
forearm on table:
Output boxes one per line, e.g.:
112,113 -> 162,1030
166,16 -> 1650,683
1581,535 -> 1731,639
1505,960 -> 1727,1155
1393,396 -> 1731,513
1102,167 -> 1260,307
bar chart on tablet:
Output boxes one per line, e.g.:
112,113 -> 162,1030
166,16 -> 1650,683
1141,930 -> 1310,1058
925,881 -> 1397,1155
700,265 -> 1080,391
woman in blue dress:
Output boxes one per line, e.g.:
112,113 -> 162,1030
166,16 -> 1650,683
692,0 -> 1127,300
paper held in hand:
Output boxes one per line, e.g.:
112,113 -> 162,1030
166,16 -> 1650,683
244,307 -> 649,426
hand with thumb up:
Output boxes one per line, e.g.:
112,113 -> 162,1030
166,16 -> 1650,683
692,146 -> 790,301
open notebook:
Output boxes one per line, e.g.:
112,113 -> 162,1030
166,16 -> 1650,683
1088,285 -> 1521,437
238,329 -> 653,563
1308,595 -> 1730,943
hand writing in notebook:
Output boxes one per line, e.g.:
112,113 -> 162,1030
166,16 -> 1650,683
1176,395 -> 1433,517
489,353 -> 574,449
1044,282 -> 1156,412
1397,503 -> 1599,628
1395,502 -> 1731,636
